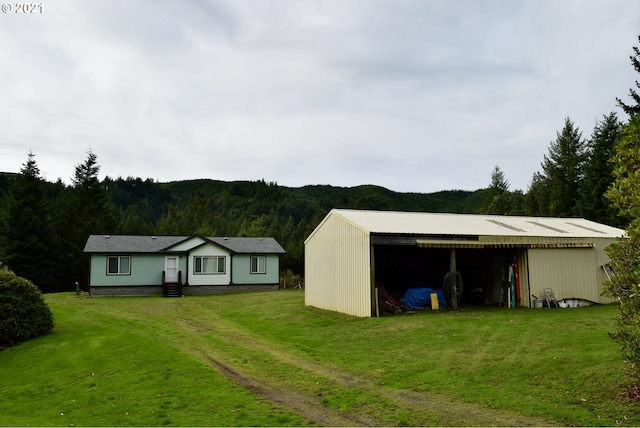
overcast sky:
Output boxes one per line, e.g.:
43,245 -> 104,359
1,1 -> 638,193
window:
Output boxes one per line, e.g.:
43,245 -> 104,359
107,256 -> 131,275
194,256 -> 225,274
250,256 -> 266,274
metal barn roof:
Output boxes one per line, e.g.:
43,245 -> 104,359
325,209 -> 626,238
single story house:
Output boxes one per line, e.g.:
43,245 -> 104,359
84,235 -> 285,296
304,209 -> 626,317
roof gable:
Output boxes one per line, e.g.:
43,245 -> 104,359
162,235 -> 208,251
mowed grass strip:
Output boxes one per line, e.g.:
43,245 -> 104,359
0,295 -> 304,427
208,292 -> 636,426
1,290 -> 638,426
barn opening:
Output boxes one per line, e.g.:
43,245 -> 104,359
373,241 -> 525,310
304,209 -> 623,318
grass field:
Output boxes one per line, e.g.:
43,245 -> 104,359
1,290 -> 638,426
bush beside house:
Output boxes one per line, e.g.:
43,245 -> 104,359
0,265 -> 54,347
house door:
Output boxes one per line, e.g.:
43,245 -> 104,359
165,257 -> 179,283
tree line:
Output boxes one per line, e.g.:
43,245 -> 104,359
477,34 -> 640,394
481,112 -> 625,229
1,36 -> 639,299
0,158 -> 490,293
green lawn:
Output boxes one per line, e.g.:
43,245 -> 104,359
0,290 -> 637,426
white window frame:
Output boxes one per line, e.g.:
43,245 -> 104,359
250,255 -> 267,274
194,256 -> 226,275
107,255 -> 131,275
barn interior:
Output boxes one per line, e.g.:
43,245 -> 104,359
373,244 -> 521,310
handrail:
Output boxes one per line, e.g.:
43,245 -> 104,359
162,270 -> 183,297
162,270 -> 182,285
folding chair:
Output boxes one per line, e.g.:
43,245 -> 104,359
543,288 -> 557,308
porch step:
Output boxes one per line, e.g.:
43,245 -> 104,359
163,284 -> 182,297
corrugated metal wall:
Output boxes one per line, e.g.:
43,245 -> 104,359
527,247 -> 602,302
305,213 -> 372,317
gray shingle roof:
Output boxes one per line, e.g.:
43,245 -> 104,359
83,235 -> 188,253
210,237 -> 285,254
83,235 -> 285,254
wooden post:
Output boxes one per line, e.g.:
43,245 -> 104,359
371,244 -> 379,317
450,249 -> 458,310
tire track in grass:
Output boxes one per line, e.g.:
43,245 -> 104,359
77,298 -> 555,426
138,306 -> 379,426
204,353 -> 378,427
169,311 -> 554,427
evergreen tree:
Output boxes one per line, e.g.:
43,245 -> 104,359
0,152 -> 58,292
0,173 -> 15,200
578,113 -> 623,226
603,114 -> 640,395
154,203 -> 184,235
490,165 -> 510,193
480,165 -> 515,215
182,190 -> 217,235
154,190 -> 217,236
616,35 -> 640,117
56,150 -> 116,289
238,215 -> 270,237
105,176 -> 174,229
118,204 -> 154,235
524,172 -> 547,216
538,117 -> 588,217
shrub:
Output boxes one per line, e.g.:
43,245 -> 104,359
280,269 -> 303,289
0,265 -> 54,347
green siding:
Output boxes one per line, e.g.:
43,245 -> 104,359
89,254 -> 187,286
231,254 -> 280,285
89,252 -> 278,287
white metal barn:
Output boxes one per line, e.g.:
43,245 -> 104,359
304,209 -> 625,317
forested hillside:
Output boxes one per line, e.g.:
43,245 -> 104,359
0,168 -> 489,292
103,176 -> 491,275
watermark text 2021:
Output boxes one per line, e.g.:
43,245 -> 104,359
2,3 -> 44,13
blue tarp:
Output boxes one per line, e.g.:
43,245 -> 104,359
401,287 -> 448,309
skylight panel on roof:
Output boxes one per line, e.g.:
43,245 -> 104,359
485,219 -> 526,232
527,221 -> 567,233
565,222 -> 606,234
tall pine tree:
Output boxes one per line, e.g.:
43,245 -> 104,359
480,165 -> 513,215
56,150 -> 116,289
578,113 -> 623,226
525,172 -> 549,216
616,35 -> 640,117
0,152 -> 58,292
538,117 -> 588,217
